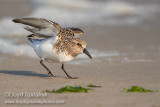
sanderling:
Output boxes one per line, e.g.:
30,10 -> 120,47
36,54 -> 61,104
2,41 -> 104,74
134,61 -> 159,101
12,18 -> 92,79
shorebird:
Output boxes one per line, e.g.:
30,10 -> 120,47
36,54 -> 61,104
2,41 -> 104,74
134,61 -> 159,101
12,18 -> 92,79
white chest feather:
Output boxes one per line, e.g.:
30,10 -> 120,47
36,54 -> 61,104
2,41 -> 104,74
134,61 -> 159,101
57,52 -> 74,63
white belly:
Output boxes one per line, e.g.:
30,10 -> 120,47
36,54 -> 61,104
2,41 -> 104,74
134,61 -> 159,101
29,37 -> 74,63
44,53 -> 74,63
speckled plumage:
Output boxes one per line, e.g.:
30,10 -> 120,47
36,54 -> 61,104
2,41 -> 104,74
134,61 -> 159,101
54,38 -> 87,58
12,17 -> 92,79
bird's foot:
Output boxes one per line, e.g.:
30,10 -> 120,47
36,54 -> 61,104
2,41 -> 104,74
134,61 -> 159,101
66,76 -> 78,79
48,72 -> 55,77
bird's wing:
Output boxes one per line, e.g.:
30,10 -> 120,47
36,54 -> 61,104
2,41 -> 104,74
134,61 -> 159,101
12,18 -> 61,37
60,27 -> 84,38
65,27 -> 84,35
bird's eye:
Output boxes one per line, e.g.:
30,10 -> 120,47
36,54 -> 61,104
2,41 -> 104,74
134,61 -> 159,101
77,43 -> 81,46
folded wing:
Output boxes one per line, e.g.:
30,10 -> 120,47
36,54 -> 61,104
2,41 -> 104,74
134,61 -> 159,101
61,27 -> 84,38
66,27 -> 84,35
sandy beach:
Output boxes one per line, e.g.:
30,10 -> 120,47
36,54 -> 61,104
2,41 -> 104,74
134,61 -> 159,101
0,0 -> 160,107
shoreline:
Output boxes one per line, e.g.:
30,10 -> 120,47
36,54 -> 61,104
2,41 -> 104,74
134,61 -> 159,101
0,0 -> 160,107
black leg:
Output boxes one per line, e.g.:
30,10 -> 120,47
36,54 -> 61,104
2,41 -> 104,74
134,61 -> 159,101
40,60 -> 55,77
61,64 -> 77,79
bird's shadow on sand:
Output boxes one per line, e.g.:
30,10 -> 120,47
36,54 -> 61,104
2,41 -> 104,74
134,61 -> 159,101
0,70 -> 49,77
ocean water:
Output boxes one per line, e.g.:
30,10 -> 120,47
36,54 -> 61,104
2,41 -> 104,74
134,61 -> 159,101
0,0 -> 159,36
0,0 -> 159,64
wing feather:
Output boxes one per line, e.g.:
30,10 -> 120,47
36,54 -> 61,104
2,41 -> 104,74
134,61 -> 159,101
12,18 -> 61,36
63,27 -> 84,34
65,27 -> 84,34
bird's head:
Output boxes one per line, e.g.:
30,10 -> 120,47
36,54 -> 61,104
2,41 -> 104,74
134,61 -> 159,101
71,38 -> 92,59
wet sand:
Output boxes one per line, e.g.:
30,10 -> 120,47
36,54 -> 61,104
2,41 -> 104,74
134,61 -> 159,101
0,0 -> 160,107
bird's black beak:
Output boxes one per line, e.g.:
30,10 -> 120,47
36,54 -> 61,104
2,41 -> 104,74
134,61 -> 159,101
83,48 -> 92,59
